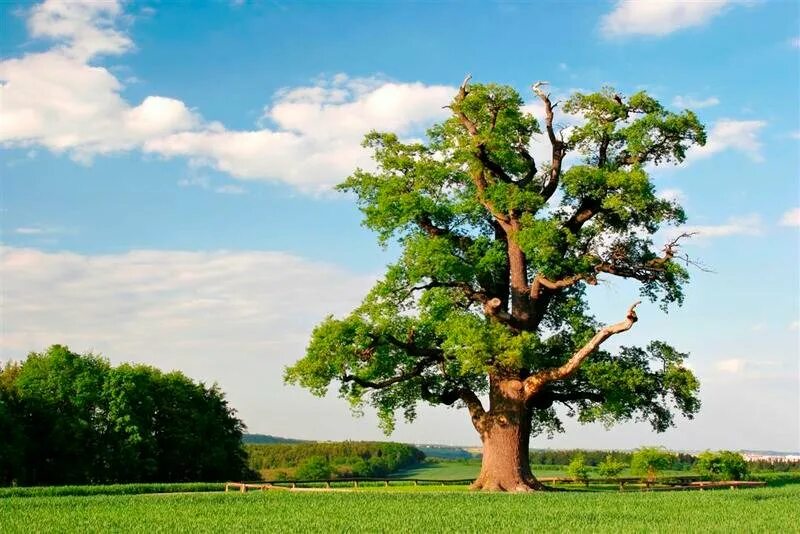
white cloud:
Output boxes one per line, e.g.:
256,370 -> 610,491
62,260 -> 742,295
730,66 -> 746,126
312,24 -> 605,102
28,0 -> 133,60
0,1 -> 199,162
144,76 -> 454,191
789,320 -> 799,331
0,246 -> 376,433
780,207 -> 800,227
672,95 -> 720,109
674,214 -> 763,239
601,0 -> 742,37
14,227 -> 45,235
215,184 -> 246,195
1,1 -> 453,191
13,226 -> 64,236
688,119 -> 767,163
657,188 -> 686,203
715,358 -> 746,374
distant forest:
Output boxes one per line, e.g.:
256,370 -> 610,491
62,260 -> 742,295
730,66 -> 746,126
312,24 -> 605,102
0,346 -> 251,486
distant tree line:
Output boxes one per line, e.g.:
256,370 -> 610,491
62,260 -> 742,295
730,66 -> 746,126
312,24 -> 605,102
528,449 -> 695,469
0,345 -> 252,486
245,442 -> 425,480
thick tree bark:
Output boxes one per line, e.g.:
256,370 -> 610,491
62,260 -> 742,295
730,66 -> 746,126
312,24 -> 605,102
470,377 -> 545,492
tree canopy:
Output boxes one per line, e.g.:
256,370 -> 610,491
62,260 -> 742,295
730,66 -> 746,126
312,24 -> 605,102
286,77 -> 704,491
0,345 -> 251,486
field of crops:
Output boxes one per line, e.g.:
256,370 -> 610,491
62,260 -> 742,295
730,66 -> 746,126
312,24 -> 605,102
1,483 -> 796,533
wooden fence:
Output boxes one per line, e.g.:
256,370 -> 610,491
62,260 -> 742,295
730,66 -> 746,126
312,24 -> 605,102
224,474 -> 764,493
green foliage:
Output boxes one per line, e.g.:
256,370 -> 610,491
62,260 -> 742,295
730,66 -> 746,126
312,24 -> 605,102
695,451 -> 748,481
0,345 -> 251,486
286,79 -> 704,437
243,434 -> 304,444
295,456 -> 333,480
630,447 -> 677,479
597,455 -> 626,478
245,441 -> 424,480
566,454 -> 590,485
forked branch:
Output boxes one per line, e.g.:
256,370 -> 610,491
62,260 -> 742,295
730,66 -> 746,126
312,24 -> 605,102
532,81 -> 566,201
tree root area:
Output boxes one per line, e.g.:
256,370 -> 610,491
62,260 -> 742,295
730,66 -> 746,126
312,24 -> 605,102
469,476 -> 556,493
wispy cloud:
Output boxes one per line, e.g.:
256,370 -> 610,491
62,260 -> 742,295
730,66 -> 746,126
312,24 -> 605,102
715,358 -> 746,374
780,208 -> 800,227
673,214 -> 763,240
601,0 -> 746,38
13,226 -> 65,236
672,95 -> 720,109
688,119 -> 767,163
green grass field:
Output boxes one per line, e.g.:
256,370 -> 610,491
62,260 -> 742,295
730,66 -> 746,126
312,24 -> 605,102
1,484 -> 796,533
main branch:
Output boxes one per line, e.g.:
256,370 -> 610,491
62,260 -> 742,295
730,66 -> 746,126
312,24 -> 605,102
523,301 -> 641,399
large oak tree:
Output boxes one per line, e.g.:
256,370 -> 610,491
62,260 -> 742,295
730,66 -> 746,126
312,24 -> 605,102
286,77 -> 704,492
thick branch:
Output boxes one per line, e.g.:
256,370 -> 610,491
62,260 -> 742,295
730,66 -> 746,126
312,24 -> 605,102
530,389 -> 605,409
409,279 -> 489,308
416,215 -> 475,251
530,272 -> 597,299
343,360 -> 430,390
564,197 -> 601,234
523,301 -> 640,399
532,82 -> 565,201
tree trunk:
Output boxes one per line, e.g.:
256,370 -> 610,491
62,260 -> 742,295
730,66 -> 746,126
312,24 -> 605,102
470,377 -> 545,492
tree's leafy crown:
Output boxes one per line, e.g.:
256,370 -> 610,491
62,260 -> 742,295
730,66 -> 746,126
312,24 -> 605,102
286,80 -> 704,435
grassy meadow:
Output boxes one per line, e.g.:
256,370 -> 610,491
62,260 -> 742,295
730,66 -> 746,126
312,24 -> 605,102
1,483 -> 796,533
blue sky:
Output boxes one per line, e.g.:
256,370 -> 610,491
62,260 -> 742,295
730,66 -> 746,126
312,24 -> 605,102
1,0 -> 798,451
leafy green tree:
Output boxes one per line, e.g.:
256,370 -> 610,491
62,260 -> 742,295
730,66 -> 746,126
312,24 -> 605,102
567,454 -> 590,486
597,454 -> 626,479
0,363 -> 26,485
2,345 -> 251,486
295,456 -> 332,480
630,446 -> 676,481
15,345 -> 110,484
695,451 -> 748,481
286,77 -> 703,492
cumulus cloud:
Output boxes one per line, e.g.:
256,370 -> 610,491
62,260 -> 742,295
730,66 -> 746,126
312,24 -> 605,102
0,1 -> 199,162
673,214 -> 763,239
688,119 -> 767,163
601,0 -> 743,37
144,76 -> 453,191
672,95 -> 720,109
779,208 -> 800,227
27,0 -> 133,60
0,246 -> 376,432
0,1 -> 453,190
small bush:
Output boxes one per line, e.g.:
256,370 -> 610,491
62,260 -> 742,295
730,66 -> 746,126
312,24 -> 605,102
567,454 -> 590,486
597,455 -> 626,478
630,447 -> 676,480
695,451 -> 748,481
